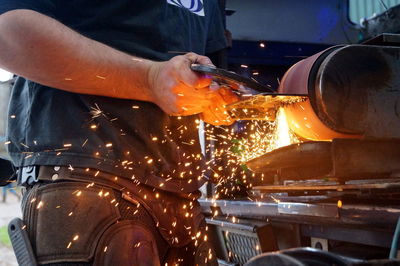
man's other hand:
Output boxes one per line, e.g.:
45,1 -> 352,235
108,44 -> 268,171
200,86 -> 239,126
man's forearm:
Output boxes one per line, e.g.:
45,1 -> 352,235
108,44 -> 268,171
0,9 -> 154,101
0,9 -> 238,122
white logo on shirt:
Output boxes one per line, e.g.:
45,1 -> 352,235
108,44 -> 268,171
167,0 -> 205,16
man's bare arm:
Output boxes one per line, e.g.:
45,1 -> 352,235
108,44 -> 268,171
0,10 -> 157,100
0,9 -> 238,123
0,10 -> 216,113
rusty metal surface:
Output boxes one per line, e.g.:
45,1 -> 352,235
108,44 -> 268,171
246,139 -> 400,181
332,139 -> 400,179
246,141 -> 332,174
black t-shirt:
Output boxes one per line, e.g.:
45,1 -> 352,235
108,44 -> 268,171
1,0 -> 226,193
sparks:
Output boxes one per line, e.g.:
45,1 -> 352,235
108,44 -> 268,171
36,201 -> 43,209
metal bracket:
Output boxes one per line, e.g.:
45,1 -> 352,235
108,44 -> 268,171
18,166 -> 38,186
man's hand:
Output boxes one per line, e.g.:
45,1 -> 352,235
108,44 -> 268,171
147,52 -> 239,124
147,53 -> 215,116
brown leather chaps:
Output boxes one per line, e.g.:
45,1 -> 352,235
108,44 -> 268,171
21,177 -> 217,265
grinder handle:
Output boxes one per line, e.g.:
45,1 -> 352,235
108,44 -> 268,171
190,64 -> 274,93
